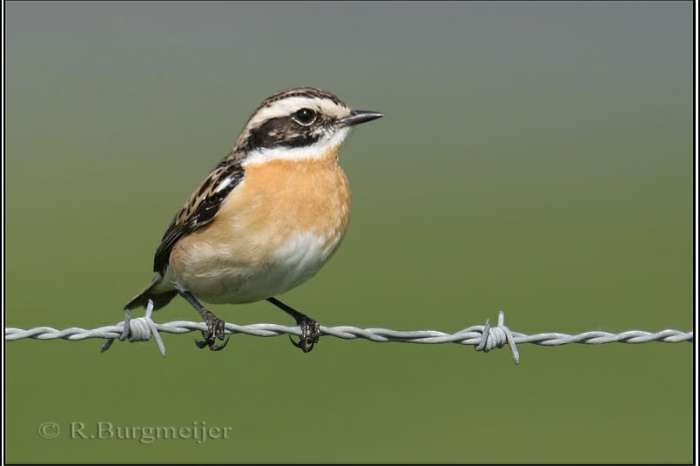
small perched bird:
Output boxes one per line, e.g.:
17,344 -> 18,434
123,87 -> 382,352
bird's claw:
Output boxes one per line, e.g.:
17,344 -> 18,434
195,315 -> 230,351
289,318 -> 321,353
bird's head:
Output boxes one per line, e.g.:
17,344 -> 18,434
234,87 -> 383,165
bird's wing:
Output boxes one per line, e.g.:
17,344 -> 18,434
153,160 -> 245,274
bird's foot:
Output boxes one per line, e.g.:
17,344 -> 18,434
195,312 -> 230,351
289,317 -> 321,353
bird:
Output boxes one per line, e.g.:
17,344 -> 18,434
122,87 -> 383,353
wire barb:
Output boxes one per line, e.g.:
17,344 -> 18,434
99,300 -> 166,356
5,310 -> 692,365
475,311 -> 520,365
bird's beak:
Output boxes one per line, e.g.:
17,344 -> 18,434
338,110 -> 384,127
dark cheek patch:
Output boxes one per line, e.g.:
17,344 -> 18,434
245,117 -> 322,151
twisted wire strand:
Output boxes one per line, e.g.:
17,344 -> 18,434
5,304 -> 692,365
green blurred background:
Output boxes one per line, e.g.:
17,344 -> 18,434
6,1 -> 692,463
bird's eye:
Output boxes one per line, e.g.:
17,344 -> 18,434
292,108 -> 317,126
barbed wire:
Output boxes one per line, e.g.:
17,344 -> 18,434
4,301 -> 692,365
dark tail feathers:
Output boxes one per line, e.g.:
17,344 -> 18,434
124,277 -> 177,311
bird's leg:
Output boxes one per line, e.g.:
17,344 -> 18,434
178,289 -> 230,351
267,297 -> 321,353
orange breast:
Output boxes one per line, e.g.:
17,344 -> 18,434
169,149 -> 351,302
231,151 -> 352,250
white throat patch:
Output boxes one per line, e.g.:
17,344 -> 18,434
242,127 -> 351,166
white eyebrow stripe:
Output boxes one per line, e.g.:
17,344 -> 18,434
246,97 -> 350,130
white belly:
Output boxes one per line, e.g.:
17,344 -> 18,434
170,231 -> 340,304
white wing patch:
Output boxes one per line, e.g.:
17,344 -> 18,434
214,176 -> 234,193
